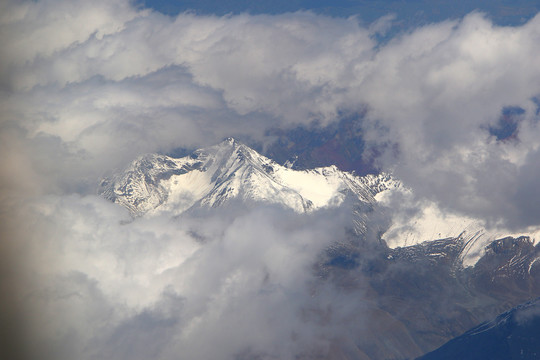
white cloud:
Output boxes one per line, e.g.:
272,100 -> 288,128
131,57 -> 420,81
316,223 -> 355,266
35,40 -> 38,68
17,195 -> 365,360
0,0 -> 141,90
5,5 -> 539,220
2,1 -> 540,358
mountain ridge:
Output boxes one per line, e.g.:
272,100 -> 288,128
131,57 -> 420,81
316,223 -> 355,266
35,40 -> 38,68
99,137 -> 398,219
99,138 -> 538,268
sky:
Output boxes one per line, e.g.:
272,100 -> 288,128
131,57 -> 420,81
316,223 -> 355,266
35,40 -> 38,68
1,0 -> 540,359
140,0 -> 538,25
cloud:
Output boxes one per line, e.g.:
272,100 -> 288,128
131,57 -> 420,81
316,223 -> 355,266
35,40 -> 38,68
1,1 -> 376,193
2,2 -> 540,229
368,13 -> 397,37
358,12 -> 540,228
16,194 -> 370,360
0,0 -> 141,91
2,1 -> 540,358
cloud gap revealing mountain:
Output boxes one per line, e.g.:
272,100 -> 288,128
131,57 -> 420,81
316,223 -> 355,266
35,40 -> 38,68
99,138 -> 540,358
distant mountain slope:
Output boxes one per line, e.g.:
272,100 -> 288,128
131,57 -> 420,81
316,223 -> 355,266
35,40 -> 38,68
418,297 -> 540,360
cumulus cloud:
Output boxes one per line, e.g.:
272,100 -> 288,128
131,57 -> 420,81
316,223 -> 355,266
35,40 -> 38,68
17,196 -> 368,360
2,0 -> 540,358
357,12 -> 540,229
1,0 -> 376,193
2,1 -> 540,228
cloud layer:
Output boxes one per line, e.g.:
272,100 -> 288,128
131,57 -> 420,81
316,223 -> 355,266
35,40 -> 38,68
2,0 -> 540,228
19,196 -> 366,359
1,0 -> 540,358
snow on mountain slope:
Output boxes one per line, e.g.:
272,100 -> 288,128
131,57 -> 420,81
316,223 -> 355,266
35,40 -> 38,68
99,138 -> 395,219
99,138 -> 537,266
377,188 -> 540,266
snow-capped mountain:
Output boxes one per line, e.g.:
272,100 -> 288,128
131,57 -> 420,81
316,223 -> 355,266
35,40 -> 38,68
99,137 -> 397,218
99,138 -> 539,267
99,138 -> 540,358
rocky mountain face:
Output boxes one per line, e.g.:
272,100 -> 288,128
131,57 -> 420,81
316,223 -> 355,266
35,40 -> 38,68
312,234 -> 540,359
100,139 -> 540,359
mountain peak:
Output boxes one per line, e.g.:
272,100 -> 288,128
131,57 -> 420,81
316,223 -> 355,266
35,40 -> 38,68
98,140 -> 536,269
223,136 -> 237,145
99,140 -> 395,220
218,136 -> 245,150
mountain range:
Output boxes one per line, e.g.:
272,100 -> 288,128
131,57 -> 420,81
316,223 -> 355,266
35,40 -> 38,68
99,137 -> 395,217
99,138 -> 540,359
